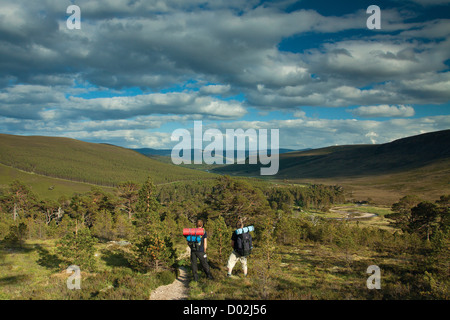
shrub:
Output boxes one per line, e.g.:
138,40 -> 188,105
91,210 -> 115,241
156,269 -> 176,285
57,228 -> 98,271
129,234 -> 177,272
2,222 -> 28,247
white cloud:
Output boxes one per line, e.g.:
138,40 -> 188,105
214,115 -> 450,149
0,85 -> 247,121
293,110 -> 306,118
350,105 -> 416,118
65,130 -> 173,149
400,19 -> 450,38
199,84 -> 231,95
66,92 -> 247,120
365,131 -> 379,144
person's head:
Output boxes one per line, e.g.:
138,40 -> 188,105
236,220 -> 244,229
197,220 -> 204,228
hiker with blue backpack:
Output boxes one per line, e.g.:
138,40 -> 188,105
227,220 -> 253,278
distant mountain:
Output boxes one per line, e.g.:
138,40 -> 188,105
210,130 -> 450,204
213,129 -> 450,178
132,147 -> 305,161
132,148 -> 174,157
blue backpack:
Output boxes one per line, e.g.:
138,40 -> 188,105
235,226 -> 253,257
186,235 -> 202,252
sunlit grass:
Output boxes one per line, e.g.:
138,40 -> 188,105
0,239 -> 175,300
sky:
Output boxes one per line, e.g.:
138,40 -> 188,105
0,0 -> 449,150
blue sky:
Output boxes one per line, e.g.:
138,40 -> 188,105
0,0 -> 449,149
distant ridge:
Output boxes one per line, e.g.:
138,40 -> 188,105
211,129 -> 450,204
132,148 -> 303,159
213,129 -> 450,178
132,148 -> 173,157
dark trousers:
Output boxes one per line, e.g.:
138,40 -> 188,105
190,251 -> 212,281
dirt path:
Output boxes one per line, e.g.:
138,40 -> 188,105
149,246 -> 191,300
149,266 -> 190,300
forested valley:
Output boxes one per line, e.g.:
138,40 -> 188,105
0,175 -> 448,300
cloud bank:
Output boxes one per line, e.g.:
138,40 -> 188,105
0,0 -> 449,148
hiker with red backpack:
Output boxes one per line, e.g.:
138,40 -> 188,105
185,220 -> 214,281
227,220 -> 253,278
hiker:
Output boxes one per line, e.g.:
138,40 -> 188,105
227,220 -> 252,278
189,220 -> 214,281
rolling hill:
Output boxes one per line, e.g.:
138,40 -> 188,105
212,129 -> 450,204
1,130 -> 448,205
0,134 -> 216,189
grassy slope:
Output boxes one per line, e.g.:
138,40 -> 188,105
0,163 -> 113,200
0,134 -> 216,188
193,241 -> 430,300
286,159 -> 450,205
0,240 -> 175,300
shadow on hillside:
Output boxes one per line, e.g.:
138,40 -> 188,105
0,242 -> 36,253
0,274 -> 30,286
100,248 -> 131,268
36,245 -> 62,270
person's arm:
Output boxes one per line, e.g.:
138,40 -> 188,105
204,238 -> 207,252
231,240 -> 234,248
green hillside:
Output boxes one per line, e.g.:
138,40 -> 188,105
0,134 -> 216,187
215,129 -> 450,177
0,163 -> 110,200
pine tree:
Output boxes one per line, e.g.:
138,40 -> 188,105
1,181 -> 38,221
208,215 -> 232,262
130,234 -> 176,272
57,228 -> 98,271
137,177 -> 159,213
134,177 -> 162,236
410,201 -> 439,241
91,209 -> 115,241
114,212 -> 134,240
116,181 -> 139,219
205,176 -> 272,226
3,222 -> 28,247
436,195 -> 449,233
387,195 -> 422,231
